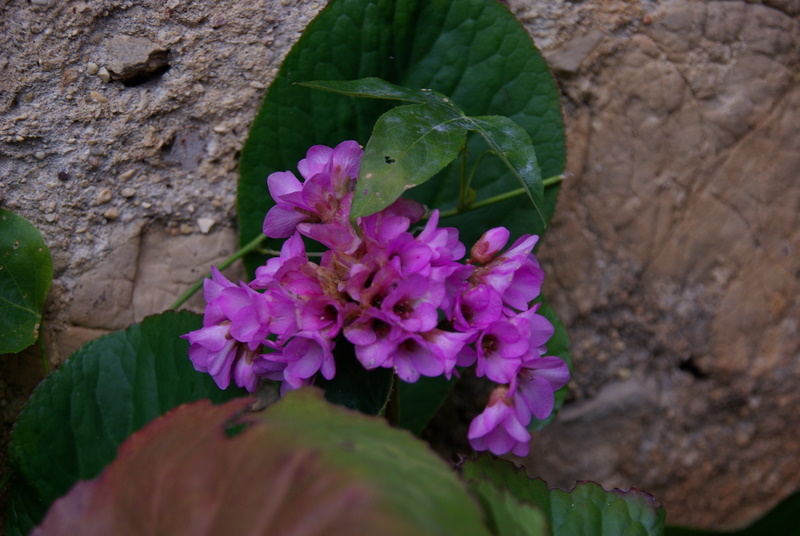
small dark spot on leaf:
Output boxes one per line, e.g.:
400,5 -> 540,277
13,240 -> 20,249
384,155 -> 395,164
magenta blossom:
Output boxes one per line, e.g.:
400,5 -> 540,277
185,139 -> 569,458
263,140 -> 363,240
468,386 -> 531,457
268,331 -> 335,390
511,354 -> 570,421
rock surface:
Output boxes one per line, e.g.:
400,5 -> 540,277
513,0 -> 800,528
1,0 -> 798,530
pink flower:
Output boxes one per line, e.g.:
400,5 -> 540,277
183,267 -> 265,392
268,331 -> 336,390
511,355 -> 570,421
263,141 -> 363,240
344,309 -> 402,370
201,267 -> 238,326
468,386 -> 531,456
380,275 -> 440,333
187,139 -> 564,451
452,284 -> 504,331
470,227 -> 510,264
392,329 -> 469,382
471,234 -> 542,309
218,283 -> 271,347
475,318 -> 529,383
183,325 -> 261,392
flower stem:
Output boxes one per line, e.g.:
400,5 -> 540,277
168,233 -> 268,310
437,173 -> 565,219
0,471 -> 10,496
456,146 -> 468,213
39,333 -> 50,375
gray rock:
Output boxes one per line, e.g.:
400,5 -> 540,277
105,35 -> 169,83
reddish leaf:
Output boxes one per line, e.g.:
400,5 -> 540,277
33,391 -> 489,536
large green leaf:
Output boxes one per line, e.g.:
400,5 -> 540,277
6,311 -> 245,535
316,340 -> 394,415
33,391 -> 491,536
239,0 -> 565,274
0,210 -> 53,354
463,455 -> 666,536
471,478 -> 548,536
397,374 -> 457,435
301,78 -> 547,226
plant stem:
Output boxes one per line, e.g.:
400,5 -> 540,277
0,471 -> 10,496
39,333 -> 50,375
168,233 -> 268,310
456,146 -> 468,213
383,373 -> 400,426
437,173 -> 565,219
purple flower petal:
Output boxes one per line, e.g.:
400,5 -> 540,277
468,387 -> 531,456
470,227 -> 510,264
298,145 -> 334,180
267,171 -> 303,207
263,205 -> 310,238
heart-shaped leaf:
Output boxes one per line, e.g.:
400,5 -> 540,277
239,0 -> 565,274
301,78 -> 546,226
0,210 -> 53,354
33,390 -> 491,536
7,311 -> 246,535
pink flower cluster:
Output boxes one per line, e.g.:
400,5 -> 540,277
183,140 -> 569,457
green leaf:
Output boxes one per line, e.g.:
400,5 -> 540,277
458,115 -> 545,225
316,341 -> 394,415
353,103 -> 467,220
301,78 -> 546,225
0,210 -> 53,354
239,0 -> 565,275
298,77 -> 440,105
6,311 -> 245,535
471,479 -> 548,536
665,490 -> 800,535
463,455 -> 666,536
528,299 -> 572,431
34,391 -> 492,536
397,374 -> 457,435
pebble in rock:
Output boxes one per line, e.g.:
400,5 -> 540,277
96,188 -> 112,205
197,217 -> 215,234
103,207 -> 120,220
97,67 -> 111,83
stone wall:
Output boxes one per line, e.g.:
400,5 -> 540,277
1,0 -> 798,529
